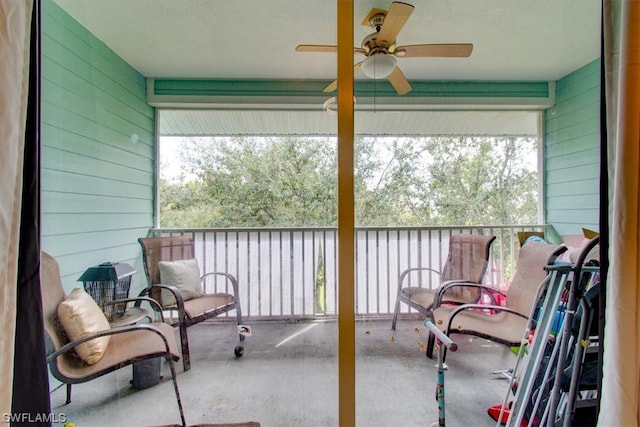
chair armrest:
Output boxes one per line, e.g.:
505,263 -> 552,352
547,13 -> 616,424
434,281 -> 505,308
398,267 -> 442,291
201,271 -> 240,297
47,323 -> 173,363
445,303 -> 528,332
147,284 -> 187,311
102,296 -> 165,322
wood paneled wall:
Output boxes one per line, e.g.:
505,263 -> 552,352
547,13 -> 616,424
544,60 -> 600,235
42,1 -> 154,292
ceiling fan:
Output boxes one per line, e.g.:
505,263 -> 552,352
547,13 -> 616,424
295,1 -> 473,95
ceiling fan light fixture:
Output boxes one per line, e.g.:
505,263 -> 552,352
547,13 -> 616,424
361,53 -> 397,79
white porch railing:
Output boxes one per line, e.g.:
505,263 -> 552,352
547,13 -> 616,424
150,225 -> 546,320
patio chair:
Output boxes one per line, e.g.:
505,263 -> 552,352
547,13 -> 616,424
391,233 -> 496,332
138,236 -> 244,371
426,240 -> 567,359
41,252 -> 186,427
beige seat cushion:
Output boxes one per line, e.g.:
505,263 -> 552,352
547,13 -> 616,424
158,258 -> 204,306
55,322 -> 181,381
183,293 -> 236,318
433,305 -> 528,345
57,288 -> 111,365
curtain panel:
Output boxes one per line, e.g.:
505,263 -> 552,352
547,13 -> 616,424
0,0 -> 35,423
600,0 -> 640,425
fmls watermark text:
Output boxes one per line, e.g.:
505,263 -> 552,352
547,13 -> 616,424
3,413 -> 67,423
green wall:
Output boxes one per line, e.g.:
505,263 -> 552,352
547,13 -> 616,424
42,0 -> 154,294
544,60 -> 601,236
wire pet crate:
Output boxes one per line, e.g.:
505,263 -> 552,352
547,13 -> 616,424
78,262 -> 136,321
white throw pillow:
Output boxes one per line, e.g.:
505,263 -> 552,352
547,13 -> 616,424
57,288 -> 111,365
158,258 -> 204,306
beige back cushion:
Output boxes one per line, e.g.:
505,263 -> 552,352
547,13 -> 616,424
158,258 -> 204,306
57,288 -> 111,365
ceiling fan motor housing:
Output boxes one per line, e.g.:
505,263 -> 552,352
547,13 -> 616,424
362,32 -> 394,55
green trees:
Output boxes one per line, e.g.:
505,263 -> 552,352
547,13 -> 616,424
159,135 -> 538,228
422,136 -> 538,225
352,136 -> 538,226
161,136 -> 337,227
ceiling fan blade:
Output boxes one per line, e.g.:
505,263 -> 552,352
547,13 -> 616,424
395,43 -> 474,58
296,44 -> 337,52
322,80 -> 337,93
296,45 -> 367,55
322,62 -> 363,93
387,66 -> 412,95
377,2 -> 415,47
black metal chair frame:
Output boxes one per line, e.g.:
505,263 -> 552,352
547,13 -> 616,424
137,236 -> 244,371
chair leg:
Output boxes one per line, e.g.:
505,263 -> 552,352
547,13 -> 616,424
179,327 -> 190,371
167,356 -> 187,427
391,296 -> 402,331
426,332 -> 435,359
426,331 -> 449,362
172,302 -> 191,371
65,383 -> 72,404
178,320 -> 191,371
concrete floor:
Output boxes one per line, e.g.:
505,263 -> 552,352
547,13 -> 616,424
50,318 -> 517,427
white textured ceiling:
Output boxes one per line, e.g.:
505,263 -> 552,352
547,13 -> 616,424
51,0 -> 599,136
52,0 -> 600,82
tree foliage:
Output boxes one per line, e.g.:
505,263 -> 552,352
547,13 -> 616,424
159,135 -> 538,228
